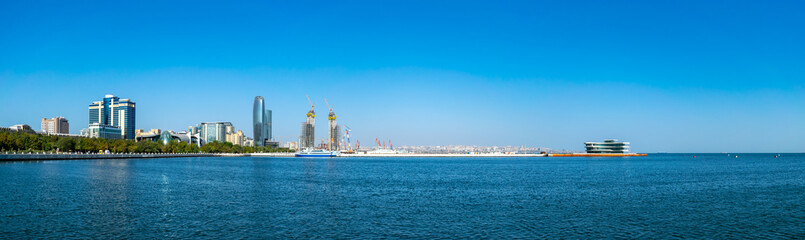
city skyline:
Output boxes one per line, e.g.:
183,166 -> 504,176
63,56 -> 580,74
2,1 -> 804,152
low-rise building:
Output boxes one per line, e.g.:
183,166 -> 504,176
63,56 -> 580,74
135,129 -> 161,137
284,141 -> 298,150
585,139 -> 630,153
0,124 -> 36,134
87,123 -> 122,139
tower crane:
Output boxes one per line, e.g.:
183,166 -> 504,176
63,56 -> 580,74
306,95 -> 315,118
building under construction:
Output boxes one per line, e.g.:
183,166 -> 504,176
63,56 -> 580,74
325,99 -> 340,151
299,96 -> 316,149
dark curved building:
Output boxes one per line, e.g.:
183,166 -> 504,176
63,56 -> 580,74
253,96 -> 272,146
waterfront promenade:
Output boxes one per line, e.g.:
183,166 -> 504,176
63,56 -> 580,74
0,152 -> 294,161
0,152 -> 646,161
0,152 -> 216,161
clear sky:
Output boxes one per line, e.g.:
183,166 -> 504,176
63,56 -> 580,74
1,0 -> 804,152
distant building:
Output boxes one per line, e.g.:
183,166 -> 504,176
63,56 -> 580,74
300,107 -> 315,149
88,94 -> 135,139
226,130 -> 245,146
243,137 -> 254,147
200,122 -> 232,144
0,124 -> 36,134
87,123 -> 122,139
187,125 -> 200,135
327,107 -> 340,151
41,117 -> 69,134
265,141 -> 280,148
135,129 -> 161,137
585,139 -> 630,153
285,141 -> 298,150
137,130 -> 201,146
253,96 -> 272,146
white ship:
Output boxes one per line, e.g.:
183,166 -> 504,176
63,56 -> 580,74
295,149 -> 340,157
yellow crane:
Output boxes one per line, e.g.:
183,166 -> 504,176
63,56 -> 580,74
306,95 -> 315,118
325,98 -> 336,120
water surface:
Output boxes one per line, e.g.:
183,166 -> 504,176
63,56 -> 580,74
1,154 -> 804,238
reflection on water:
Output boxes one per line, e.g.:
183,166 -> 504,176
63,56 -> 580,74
86,160 -> 131,238
1,154 -> 805,238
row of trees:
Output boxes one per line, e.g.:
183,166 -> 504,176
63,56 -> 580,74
0,130 -> 293,153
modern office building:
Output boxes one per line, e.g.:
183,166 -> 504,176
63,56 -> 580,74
200,122 -> 232,144
88,94 -> 135,139
41,117 -> 69,134
87,123 -> 122,139
253,96 -> 272,147
585,139 -> 630,153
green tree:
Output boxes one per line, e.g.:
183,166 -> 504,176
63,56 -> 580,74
54,138 -> 76,152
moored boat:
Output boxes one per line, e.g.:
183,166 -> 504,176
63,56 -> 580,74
295,149 -> 340,157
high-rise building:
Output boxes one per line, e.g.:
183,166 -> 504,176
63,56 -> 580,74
253,96 -> 273,147
327,106 -> 340,151
300,107 -> 315,149
88,94 -> 135,139
41,117 -> 69,134
200,122 -> 232,144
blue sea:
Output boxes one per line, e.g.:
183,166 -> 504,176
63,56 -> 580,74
1,154 -> 804,238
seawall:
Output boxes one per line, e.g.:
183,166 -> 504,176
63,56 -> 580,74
0,153 -> 215,161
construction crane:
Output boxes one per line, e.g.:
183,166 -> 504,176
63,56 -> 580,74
325,98 -> 336,120
343,125 -> 352,151
306,95 -> 315,118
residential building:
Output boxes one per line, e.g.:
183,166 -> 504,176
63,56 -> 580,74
41,117 -> 69,134
226,130 -> 245,146
87,123 -> 122,139
88,94 -> 135,139
585,139 -> 630,153
253,96 -> 272,146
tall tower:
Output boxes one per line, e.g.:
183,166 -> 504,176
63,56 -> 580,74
253,96 -> 270,147
300,95 -> 316,149
325,98 -> 340,151
88,94 -> 135,139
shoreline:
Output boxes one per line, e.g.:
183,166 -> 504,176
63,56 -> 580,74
0,152 -> 648,161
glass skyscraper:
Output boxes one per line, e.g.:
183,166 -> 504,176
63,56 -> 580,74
253,96 -> 272,146
200,122 -> 232,144
88,94 -> 135,139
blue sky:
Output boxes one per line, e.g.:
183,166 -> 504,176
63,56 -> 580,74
1,0 -> 804,152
